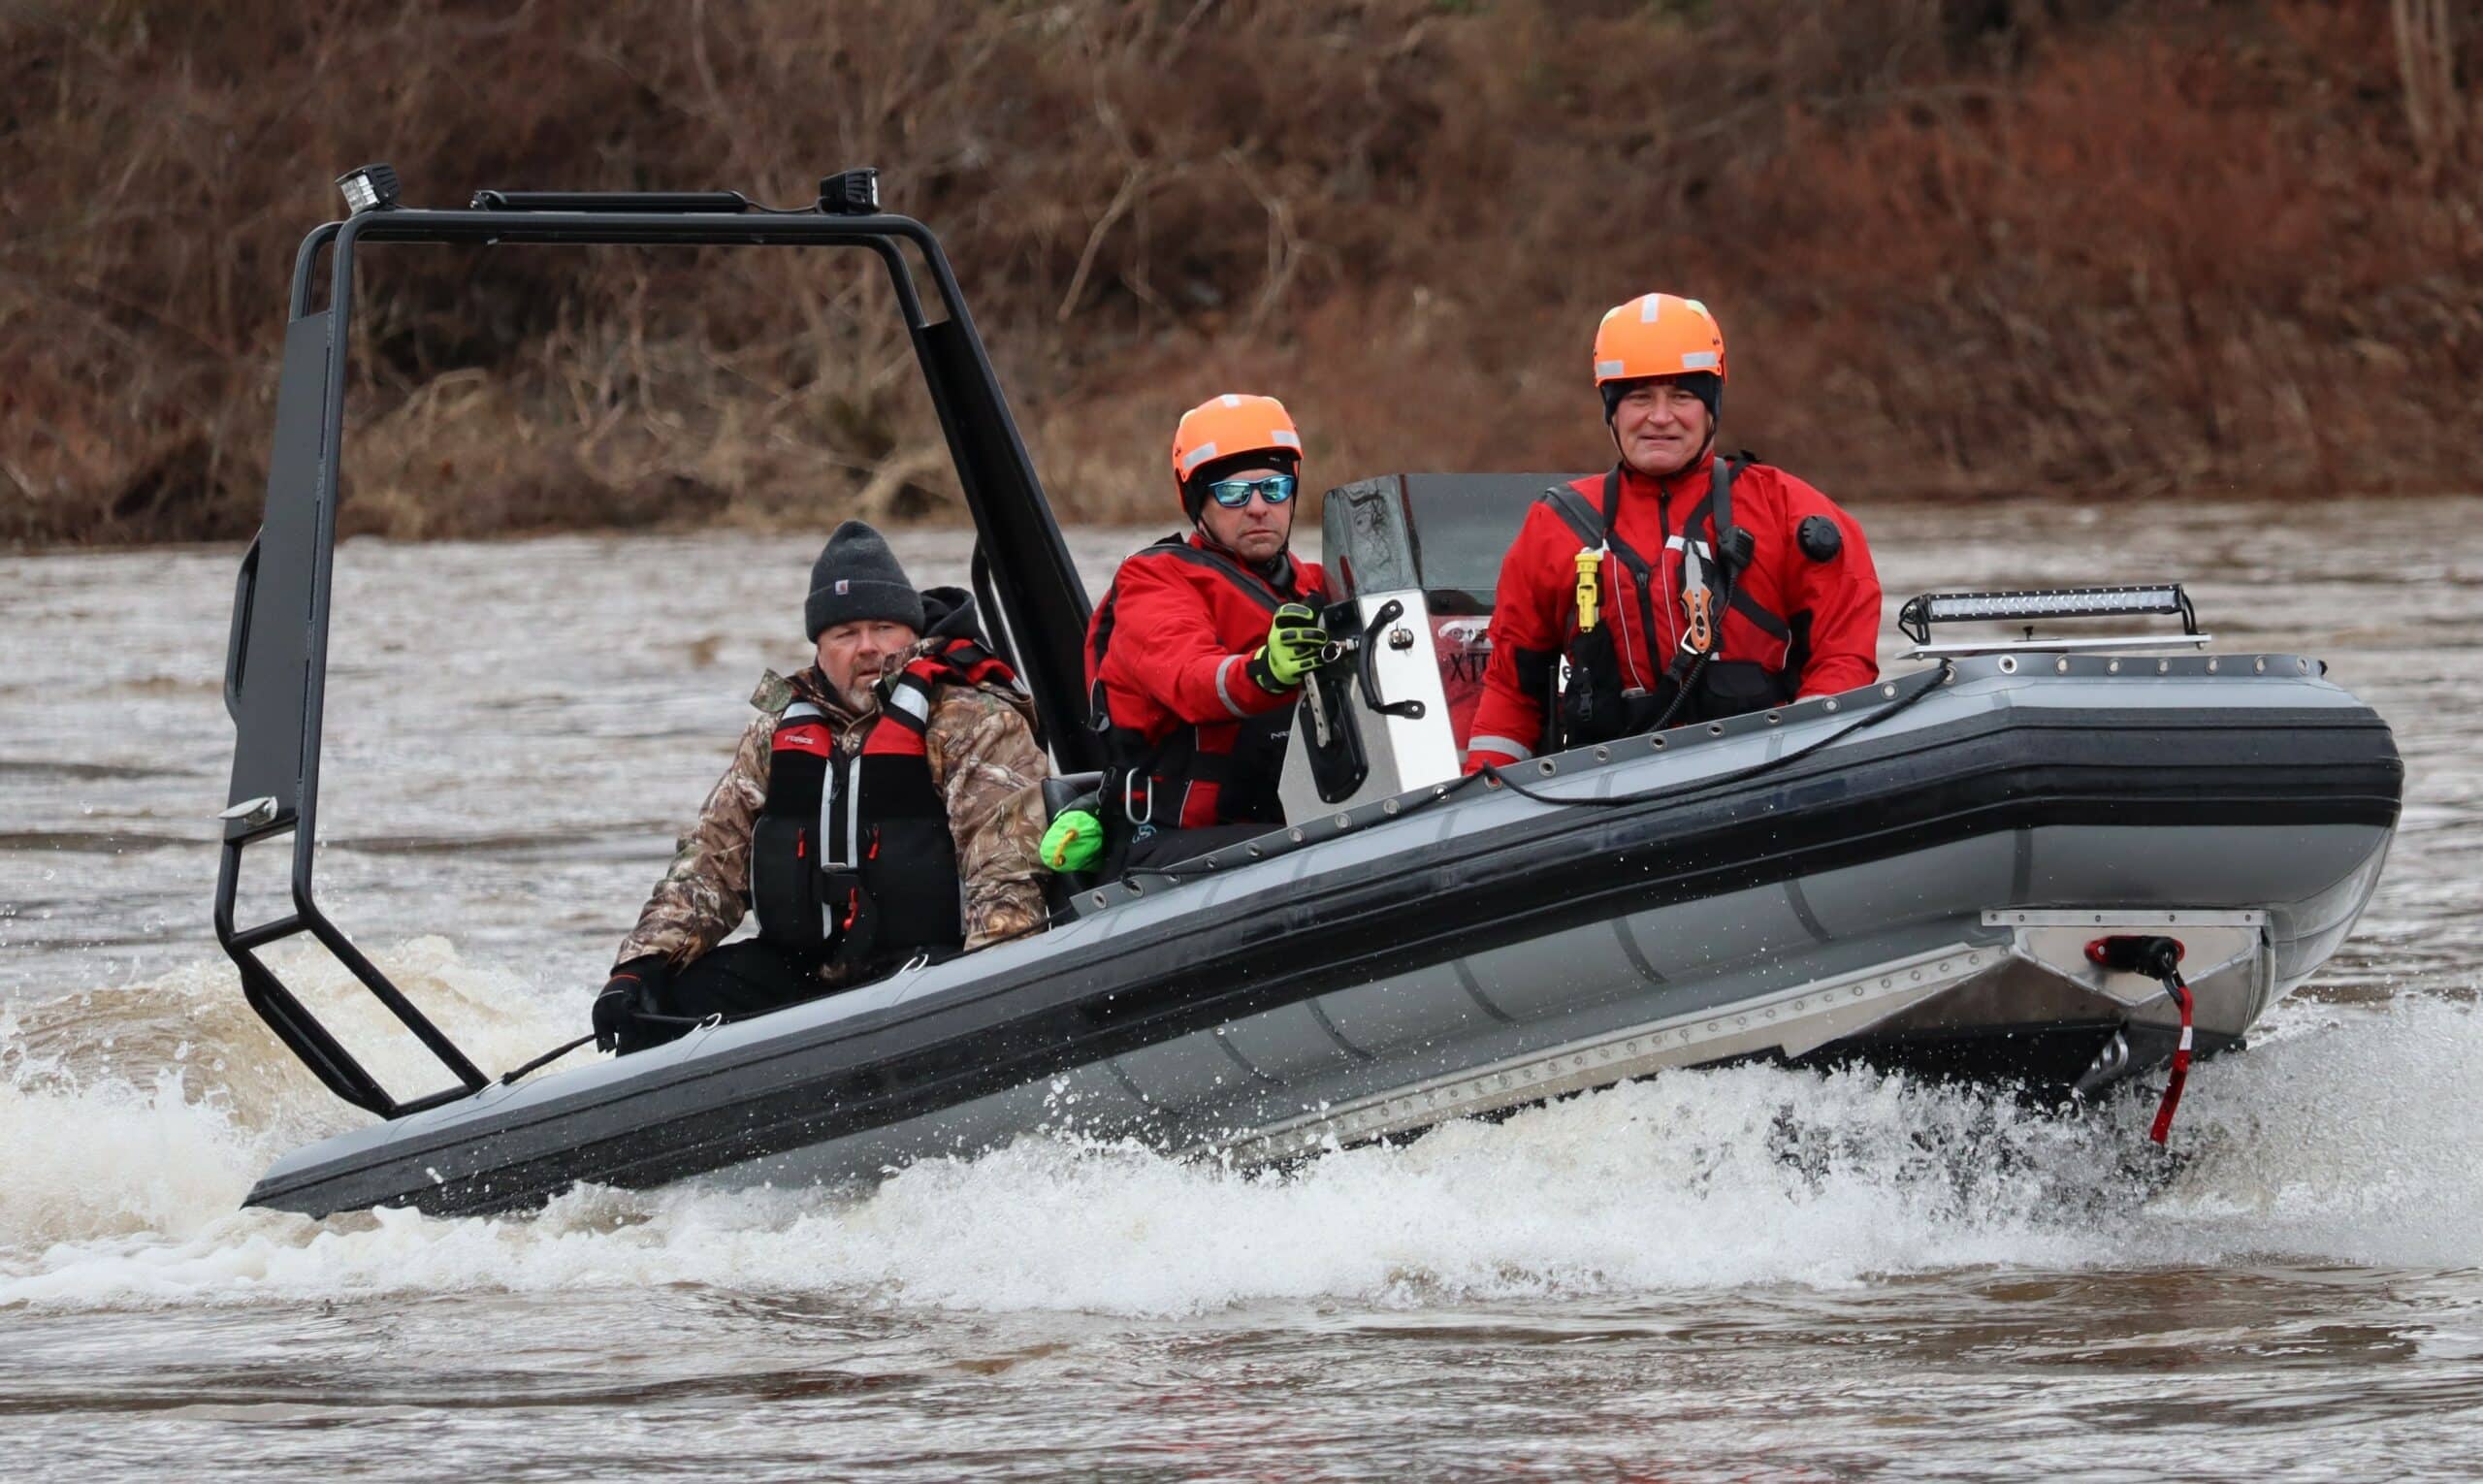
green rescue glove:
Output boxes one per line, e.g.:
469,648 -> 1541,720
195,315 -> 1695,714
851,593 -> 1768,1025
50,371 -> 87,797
1250,601 -> 1331,690
1040,808 -> 1104,873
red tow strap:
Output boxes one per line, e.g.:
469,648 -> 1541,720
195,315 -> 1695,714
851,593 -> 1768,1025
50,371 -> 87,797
2085,934 -> 2195,1145
2147,972 -> 2194,1145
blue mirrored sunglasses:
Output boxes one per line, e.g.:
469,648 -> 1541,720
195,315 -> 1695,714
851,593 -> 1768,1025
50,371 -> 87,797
1205,472 -> 1298,508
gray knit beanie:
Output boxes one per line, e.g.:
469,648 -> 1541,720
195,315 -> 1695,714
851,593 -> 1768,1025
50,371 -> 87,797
1601,370 -> 1722,427
804,521 -> 925,640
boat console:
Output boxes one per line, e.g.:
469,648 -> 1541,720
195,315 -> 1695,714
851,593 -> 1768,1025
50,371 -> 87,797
1280,473 -> 1565,816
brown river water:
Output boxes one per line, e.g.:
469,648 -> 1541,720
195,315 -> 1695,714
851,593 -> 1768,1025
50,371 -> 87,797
3,500 -> 2480,1479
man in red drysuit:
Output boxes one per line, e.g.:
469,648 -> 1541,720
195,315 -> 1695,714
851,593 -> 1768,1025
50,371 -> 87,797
1464,294 -> 1881,771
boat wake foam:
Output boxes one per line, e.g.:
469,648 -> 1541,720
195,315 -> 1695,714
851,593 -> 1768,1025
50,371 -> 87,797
4,941 -> 2474,1315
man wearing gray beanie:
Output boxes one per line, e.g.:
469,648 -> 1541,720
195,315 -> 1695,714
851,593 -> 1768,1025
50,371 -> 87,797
803,520 -> 925,652
595,521 -> 1052,1053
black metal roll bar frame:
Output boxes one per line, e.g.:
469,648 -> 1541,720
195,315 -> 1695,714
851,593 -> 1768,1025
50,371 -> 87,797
214,172 -> 1098,1118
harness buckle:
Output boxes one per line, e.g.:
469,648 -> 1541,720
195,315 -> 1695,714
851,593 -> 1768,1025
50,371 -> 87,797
1122,768 -> 1154,827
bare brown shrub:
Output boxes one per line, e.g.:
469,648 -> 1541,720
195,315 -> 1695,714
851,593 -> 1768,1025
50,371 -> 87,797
1,0 -> 2475,548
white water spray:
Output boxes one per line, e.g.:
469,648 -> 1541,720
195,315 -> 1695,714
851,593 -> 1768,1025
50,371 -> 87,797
6,945 -> 2478,1316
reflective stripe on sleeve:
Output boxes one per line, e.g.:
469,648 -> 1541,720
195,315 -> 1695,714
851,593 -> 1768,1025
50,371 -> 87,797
1467,734 -> 1534,763
1213,654 -> 1251,718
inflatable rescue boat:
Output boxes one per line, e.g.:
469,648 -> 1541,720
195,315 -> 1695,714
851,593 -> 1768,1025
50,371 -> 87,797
216,170 -> 2402,1218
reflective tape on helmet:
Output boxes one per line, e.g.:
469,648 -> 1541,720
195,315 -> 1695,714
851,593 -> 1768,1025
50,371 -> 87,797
1593,293 -> 1728,387
1171,393 -> 1306,501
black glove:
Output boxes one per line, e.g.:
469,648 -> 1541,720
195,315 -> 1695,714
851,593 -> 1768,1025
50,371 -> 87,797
593,956 -> 671,1054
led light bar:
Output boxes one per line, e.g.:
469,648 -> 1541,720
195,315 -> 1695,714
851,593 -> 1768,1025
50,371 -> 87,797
819,167 -> 881,215
335,163 -> 401,215
1897,584 -> 2195,645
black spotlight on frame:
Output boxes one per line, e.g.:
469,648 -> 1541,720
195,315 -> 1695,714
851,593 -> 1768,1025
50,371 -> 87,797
335,164 -> 402,214
819,167 -> 880,215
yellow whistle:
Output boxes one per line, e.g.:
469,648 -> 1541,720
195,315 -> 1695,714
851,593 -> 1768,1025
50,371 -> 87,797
1573,547 -> 1603,632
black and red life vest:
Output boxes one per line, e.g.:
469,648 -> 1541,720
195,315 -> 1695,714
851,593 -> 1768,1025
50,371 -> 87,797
1540,456 -> 1807,745
1085,534 -> 1329,829
749,637 -> 1016,977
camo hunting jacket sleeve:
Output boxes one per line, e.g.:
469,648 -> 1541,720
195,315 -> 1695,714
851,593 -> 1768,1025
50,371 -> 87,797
925,682 -> 1051,951
612,703 -> 777,971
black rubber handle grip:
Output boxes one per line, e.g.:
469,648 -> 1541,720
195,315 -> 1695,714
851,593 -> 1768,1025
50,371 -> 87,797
1355,598 -> 1427,721
223,530 -> 262,723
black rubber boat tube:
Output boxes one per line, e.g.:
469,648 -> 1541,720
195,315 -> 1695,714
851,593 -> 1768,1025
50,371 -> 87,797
247,698 -> 2402,1217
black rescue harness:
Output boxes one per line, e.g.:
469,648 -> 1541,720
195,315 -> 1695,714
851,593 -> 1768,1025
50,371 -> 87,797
748,638 -> 1015,980
1539,455 -> 1805,749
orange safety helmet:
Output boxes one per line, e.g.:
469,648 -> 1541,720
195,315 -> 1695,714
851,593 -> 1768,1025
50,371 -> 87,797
1592,293 -> 1726,387
1170,393 -> 1304,491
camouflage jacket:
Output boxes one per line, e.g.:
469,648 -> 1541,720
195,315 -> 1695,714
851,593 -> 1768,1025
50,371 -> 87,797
615,656 -> 1051,982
